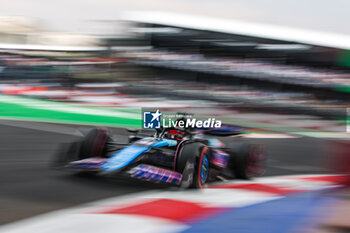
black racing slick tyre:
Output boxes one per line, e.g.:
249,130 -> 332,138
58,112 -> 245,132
51,128 -> 115,170
51,128 -> 111,175
229,142 -> 266,179
79,127 -> 109,159
176,142 -> 210,189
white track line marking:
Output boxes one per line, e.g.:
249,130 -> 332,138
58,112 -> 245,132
0,174 -> 343,233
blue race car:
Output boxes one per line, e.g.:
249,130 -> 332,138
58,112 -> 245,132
53,124 -> 266,189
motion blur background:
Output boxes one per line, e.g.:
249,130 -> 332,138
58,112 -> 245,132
1,0 -> 350,34
0,0 -> 350,233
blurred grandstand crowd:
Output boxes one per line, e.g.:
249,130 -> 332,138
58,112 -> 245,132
0,15 -> 349,132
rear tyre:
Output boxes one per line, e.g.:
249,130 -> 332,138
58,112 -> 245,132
229,142 -> 266,179
176,142 -> 210,189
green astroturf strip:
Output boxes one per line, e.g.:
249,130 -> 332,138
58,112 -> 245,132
334,86 -> 350,93
0,95 -> 349,138
0,99 -> 141,128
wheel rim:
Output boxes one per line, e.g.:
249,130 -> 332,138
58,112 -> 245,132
200,156 -> 209,183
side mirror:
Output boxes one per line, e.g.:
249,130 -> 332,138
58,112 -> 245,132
126,128 -> 139,134
155,126 -> 164,137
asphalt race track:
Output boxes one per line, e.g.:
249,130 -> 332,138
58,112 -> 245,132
0,120 -> 334,225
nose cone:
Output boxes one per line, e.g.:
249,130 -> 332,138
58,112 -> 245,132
101,145 -> 149,172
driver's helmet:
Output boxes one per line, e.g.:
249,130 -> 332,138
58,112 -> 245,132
165,129 -> 185,141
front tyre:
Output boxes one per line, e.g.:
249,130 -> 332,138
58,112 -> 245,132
51,127 -> 110,170
80,127 -> 109,159
176,142 -> 210,189
195,147 -> 210,188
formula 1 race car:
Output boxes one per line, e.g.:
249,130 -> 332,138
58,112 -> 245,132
52,124 -> 267,189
